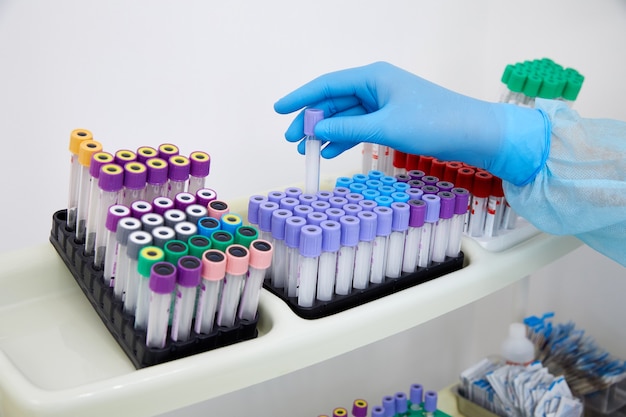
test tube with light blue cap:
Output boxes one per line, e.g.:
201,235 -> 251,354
304,108 -> 324,195
66,129 -> 93,231
135,246 -> 165,331
270,208 -> 292,289
83,153 -> 115,242
317,220 -> 341,301
75,140 -> 103,240
102,204 -> 131,285
167,155 -> 190,199
93,165 -> 125,266
197,216 -> 220,238
447,187 -> 470,258
385,202 -> 410,279
144,158 -> 169,203
335,215 -> 360,295
239,239 -> 273,321
187,151 -> 210,195
370,206 -> 393,284
171,255 -> 201,342
431,191 -> 455,263
113,216 -> 142,301
353,211 -> 377,290
285,216 -> 306,298
220,213 -> 243,236
297,224 -> 322,308
195,249 -> 226,335
335,176 -> 352,188
216,244 -> 249,328
146,261 -> 176,348
402,200 -> 425,274
123,230 -> 153,315
418,194 -> 441,268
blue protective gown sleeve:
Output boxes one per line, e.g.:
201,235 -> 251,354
503,99 -> 626,266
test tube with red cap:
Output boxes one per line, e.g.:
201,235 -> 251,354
468,171 -> 493,237
447,188 -> 470,258
238,239 -> 273,321
187,151 -> 211,195
167,155 -> 190,199
431,191 -> 455,263
66,129 -> 93,231
216,244 -> 249,328
297,225 -> 323,307
195,249 -> 226,335
75,140 -> 103,240
144,158 -> 169,202
385,202 -> 410,279
484,176 -> 505,237
102,204 -> 131,285
171,256 -> 202,342
146,261 -> 176,348
317,220 -> 341,301
402,200 -> 425,274
353,211 -> 377,290
91,164 -> 124,261
392,150 -> 407,176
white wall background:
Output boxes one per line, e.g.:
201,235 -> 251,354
0,1 -> 624,416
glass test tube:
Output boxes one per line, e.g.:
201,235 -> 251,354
167,155 -> 190,199
66,128 -> 93,231
431,192 -> 455,263
284,216 -> 305,298
188,151 -> 211,195
484,176 -> 505,237
123,231 -> 153,315
385,202 -> 410,279
304,108 -> 324,195
171,256 -> 201,342
352,211 -> 377,290
135,246 -> 165,331
468,171 -> 493,237
297,225 -> 322,308
81,151 -> 114,243
402,200 -> 425,274
317,220 -> 340,301
195,249 -> 226,335
418,194 -> 440,268
238,239 -> 273,321
146,261 -> 176,349
216,245 -> 249,328
122,161 -> 147,207
144,158 -> 169,203
102,204 -> 131,286
270,209 -> 292,289
75,140 -> 103,239
370,206 -> 392,284
113,217 -> 142,301
335,215 -> 360,295
447,188 -> 470,258
93,164 -> 124,265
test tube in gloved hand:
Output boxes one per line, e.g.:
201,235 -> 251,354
238,239 -> 273,321
146,261 -> 176,349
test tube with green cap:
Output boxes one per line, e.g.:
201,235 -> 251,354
210,230 -> 234,253
66,128 -> 93,231
234,225 -> 259,248
135,246 -> 165,331
187,235 -> 212,258
164,240 -> 189,265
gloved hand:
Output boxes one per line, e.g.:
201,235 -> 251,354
274,61 -> 551,186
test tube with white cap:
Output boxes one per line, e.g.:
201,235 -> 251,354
113,217 -> 142,301
431,191 -> 455,263
418,194 -> 440,268
75,140 -> 103,239
171,256 -> 201,342
81,151 -> 114,243
122,161 -> 147,207
297,225 -> 322,308
174,192 -> 196,212
216,244 -> 249,328
167,155 -> 190,199
447,188 -> 469,258
285,216 -> 305,298
195,249 -> 226,335
86,163 -> 124,256
187,151 -> 211,195
123,230 -> 153,315
66,128 -> 93,231
102,204 -> 131,285
385,202 -> 410,279
304,108 -> 324,195
353,211 -> 377,290
335,215 -> 360,295
317,220 -> 341,301
144,158 -> 169,203
270,209 -> 292,289
402,200 -> 425,274
146,261 -> 176,349
135,246 -> 165,331
370,206 -> 393,284
238,239 -> 273,321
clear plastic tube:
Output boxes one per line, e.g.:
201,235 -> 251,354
402,226 -> 422,274
353,240 -> 372,290
286,246 -> 300,297
446,214 -> 465,258
134,246 -> 165,331
123,231 -> 153,315
417,223 -> 433,268
469,196 -> 487,237
317,251 -> 337,301
370,235 -> 388,284
335,245 -> 355,295
431,218 -> 450,263
170,256 -> 201,342
297,225 -> 322,307
146,262 -> 176,349
303,109 -> 323,194
385,231 -> 405,278
76,141 -> 103,240
66,129 -> 93,231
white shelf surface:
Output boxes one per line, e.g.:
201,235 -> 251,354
0,201 -> 582,417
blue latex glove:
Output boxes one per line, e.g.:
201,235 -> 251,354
274,61 -> 551,186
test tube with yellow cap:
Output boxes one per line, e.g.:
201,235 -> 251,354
66,128 -> 93,231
